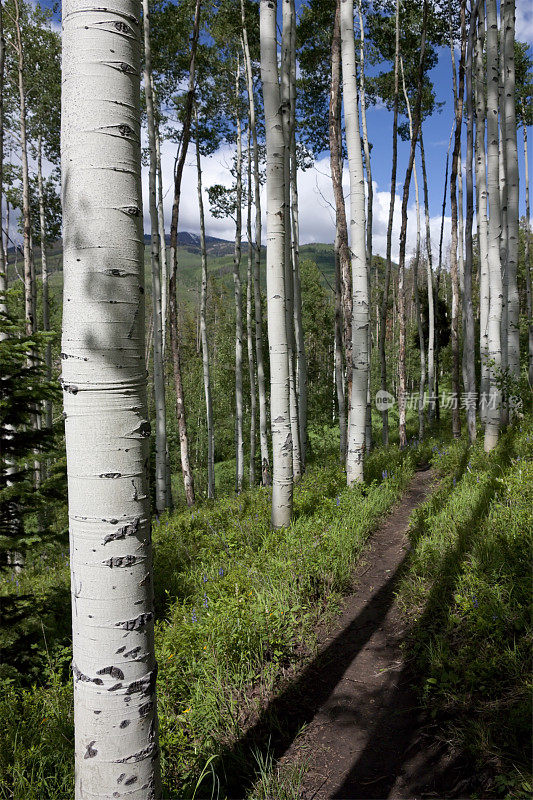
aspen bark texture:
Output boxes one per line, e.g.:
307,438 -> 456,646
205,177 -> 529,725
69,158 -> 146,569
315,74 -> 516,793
61,1 -> 160,795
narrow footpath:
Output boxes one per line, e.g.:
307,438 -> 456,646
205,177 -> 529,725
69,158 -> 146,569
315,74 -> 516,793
274,467 -> 475,799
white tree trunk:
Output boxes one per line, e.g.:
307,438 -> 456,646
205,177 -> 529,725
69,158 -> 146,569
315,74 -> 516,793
281,0 -> 302,482
195,121 -> 215,500
503,0 -> 520,386
358,0 -> 373,452
401,57 -> 425,439
475,13 -> 490,420
419,130 -> 435,422
463,3 -> 477,443
498,28 -> 509,418
340,0 -> 368,484
288,0 -> 307,469
153,83 -> 168,364
233,58 -> 244,493
260,0 -> 292,526
485,0 -> 503,451
13,0 -> 35,337
61,1 -> 160,796
246,130 -> 257,487
37,136 -> 53,430
241,4 -> 270,485
334,231 -> 347,459
0,4 -> 6,322
523,111 -> 533,388
143,0 -> 168,513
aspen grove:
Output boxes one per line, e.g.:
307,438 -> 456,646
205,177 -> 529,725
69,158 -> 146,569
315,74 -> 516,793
0,0 -> 531,797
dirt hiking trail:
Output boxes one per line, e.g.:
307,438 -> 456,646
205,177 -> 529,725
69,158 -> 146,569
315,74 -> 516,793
274,467 -> 475,799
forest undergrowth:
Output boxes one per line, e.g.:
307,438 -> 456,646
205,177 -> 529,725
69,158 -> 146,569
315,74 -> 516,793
396,417 -> 532,800
0,416 -> 531,799
0,420 -> 428,799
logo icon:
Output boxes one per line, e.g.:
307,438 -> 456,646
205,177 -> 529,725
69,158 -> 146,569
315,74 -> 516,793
375,390 -> 395,411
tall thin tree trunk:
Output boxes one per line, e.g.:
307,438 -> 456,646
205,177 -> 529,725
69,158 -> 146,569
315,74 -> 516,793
0,4 -> 5,321
449,0 -> 467,440
419,130 -> 435,422
400,57 -> 425,439
503,0 -> 520,389
475,13 -> 490,419
340,0 -> 368,484
241,2 -> 270,484
379,0 -> 400,446
358,0 -> 373,451
13,0 -> 34,337
260,0 -> 292,527
334,231 -> 347,459
289,0 -> 307,469
329,0 -> 351,462
61,1 -> 160,794
463,1 -> 478,443
485,0 -> 503,451
246,129 -> 256,487
233,57 -> 244,493
195,116 -> 215,500
153,82 -> 168,363
168,0 -> 201,506
36,136 -> 52,430
523,105 -> 532,388
397,1 -> 428,448
498,23 -> 509,422
281,0 -> 301,482
143,0 -> 169,512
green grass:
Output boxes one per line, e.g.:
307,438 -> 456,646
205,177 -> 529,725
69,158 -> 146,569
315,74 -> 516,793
397,418 -> 533,798
0,432 -> 425,799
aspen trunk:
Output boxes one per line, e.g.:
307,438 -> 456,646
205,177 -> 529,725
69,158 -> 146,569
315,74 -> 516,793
400,57 -> 425,439
475,13 -> 490,419
281,0 -> 302,482
143,0 -> 169,512
463,2 -> 477,442
503,0 -> 520,387
498,26 -> 509,421
61,1 -> 160,794
334,231 -> 347,460
419,130 -> 435,422
246,131 -> 256,487
0,4 -> 5,321
358,0 -> 373,452
449,0 -> 466,440
241,2 -> 270,484
523,108 -> 533,388
379,0 -> 400,446
195,120 -> 215,500
260,0 -> 292,527
340,0 -> 368,483
153,85 -> 168,363
168,0 -> 201,506
233,58 -> 244,493
329,0 -> 352,457
36,136 -> 52,430
484,0 -> 503,451
13,0 -> 35,337
397,1 -> 428,448
289,0 -> 307,469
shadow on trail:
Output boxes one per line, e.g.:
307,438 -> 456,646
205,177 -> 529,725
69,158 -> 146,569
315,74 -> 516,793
331,477 -> 497,799
217,544 -> 411,797
217,441 -> 515,799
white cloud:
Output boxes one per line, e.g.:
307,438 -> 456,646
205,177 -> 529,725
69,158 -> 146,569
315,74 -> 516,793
151,143 -> 452,267
516,3 -> 533,44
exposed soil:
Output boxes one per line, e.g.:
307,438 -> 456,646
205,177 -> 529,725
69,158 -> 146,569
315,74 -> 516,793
221,467 -> 484,800
274,466 -> 478,800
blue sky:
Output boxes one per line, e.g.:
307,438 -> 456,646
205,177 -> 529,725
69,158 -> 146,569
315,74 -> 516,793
30,0 -> 533,260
